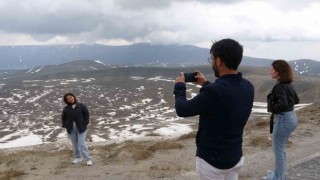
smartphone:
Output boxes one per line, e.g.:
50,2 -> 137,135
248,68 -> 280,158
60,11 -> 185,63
184,72 -> 197,82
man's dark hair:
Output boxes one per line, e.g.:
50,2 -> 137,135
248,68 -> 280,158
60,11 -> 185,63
63,92 -> 77,105
210,38 -> 243,70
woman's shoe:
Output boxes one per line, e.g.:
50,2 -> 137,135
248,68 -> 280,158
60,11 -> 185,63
72,158 -> 82,164
262,170 -> 272,180
87,160 -> 93,166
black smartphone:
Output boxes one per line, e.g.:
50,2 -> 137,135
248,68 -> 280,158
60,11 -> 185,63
184,72 -> 197,82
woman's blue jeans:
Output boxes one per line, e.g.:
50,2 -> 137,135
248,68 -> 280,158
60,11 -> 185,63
268,111 -> 297,180
68,126 -> 91,161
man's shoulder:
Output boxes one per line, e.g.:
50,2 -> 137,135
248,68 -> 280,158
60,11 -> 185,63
206,77 -> 254,92
201,82 -> 220,95
211,76 -> 252,86
242,78 -> 254,87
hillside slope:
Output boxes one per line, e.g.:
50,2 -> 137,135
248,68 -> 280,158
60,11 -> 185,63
0,102 -> 319,180
1,61 -> 319,103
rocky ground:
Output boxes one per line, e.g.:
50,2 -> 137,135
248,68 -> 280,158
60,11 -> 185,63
1,103 -> 320,180
287,153 -> 320,180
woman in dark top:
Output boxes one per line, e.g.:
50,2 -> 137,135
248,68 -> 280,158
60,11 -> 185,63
62,92 -> 92,166
264,60 -> 299,180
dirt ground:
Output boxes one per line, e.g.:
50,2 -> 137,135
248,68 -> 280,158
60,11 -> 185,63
1,109 -> 320,180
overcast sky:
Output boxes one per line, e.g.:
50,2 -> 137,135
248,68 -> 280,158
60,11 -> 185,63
0,0 -> 319,61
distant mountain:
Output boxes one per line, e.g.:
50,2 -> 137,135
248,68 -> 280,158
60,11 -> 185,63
0,43 -> 209,68
242,56 -> 272,66
25,60 -> 114,74
1,60 -> 320,103
1,43 -> 320,76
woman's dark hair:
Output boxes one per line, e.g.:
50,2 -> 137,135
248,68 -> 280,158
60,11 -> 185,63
210,38 -> 243,70
63,92 -> 77,105
272,59 -> 294,83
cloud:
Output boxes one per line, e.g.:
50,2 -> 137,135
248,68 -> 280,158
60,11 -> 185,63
0,0 -> 320,60
0,0 -> 104,36
112,0 -> 244,10
1,0 -> 319,43
113,0 -> 173,10
243,40 -> 320,61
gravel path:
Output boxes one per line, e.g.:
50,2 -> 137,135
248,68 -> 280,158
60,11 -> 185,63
288,153 -> 320,180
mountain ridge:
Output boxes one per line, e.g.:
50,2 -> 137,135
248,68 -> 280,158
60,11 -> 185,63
1,43 -> 319,73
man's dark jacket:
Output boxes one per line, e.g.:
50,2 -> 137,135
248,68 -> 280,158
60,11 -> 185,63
62,103 -> 89,134
174,73 -> 254,169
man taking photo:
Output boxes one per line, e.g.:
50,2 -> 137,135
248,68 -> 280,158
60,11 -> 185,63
174,38 -> 254,180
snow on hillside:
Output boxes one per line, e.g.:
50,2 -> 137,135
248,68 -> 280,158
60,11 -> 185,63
0,75 -> 313,149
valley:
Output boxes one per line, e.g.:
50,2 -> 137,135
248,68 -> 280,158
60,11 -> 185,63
0,62 -> 317,149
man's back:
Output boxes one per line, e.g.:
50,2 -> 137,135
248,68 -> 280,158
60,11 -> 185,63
174,72 -> 254,169
174,38 -> 254,178
195,73 -> 254,169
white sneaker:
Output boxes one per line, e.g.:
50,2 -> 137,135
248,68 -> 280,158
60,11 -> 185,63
87,160 -> 93,166
72,158 -> 82,164
262,170 -> 272,180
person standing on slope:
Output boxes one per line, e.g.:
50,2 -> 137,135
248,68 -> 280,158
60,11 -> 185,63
263,60 -> 299,180
62,92 -> 93,166
174,38 -> 254,180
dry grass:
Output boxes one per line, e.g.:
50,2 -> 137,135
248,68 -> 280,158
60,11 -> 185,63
0,153 -> 15,166
101,139 -> 184,163
124,143 -> 153,161
145,132 -> 161,137
147,164 -> 181,178
0,169 -> 25,180
297,113 -> 311,124
249,136 -> 272,147
297,113 -> 320,124
286,140 -> 293,148
103,142 -> 153,162
255,120 -> 269,128
0,149 -> 73,179
296,104 -> 320,124
244,118 -> 269,136
93,144 -> 115,152
244,121 -> 255,132
52,161 -> 70,175
2,107 -> 316,180
1,149 -> 72,159
177,131 -> 196,140
244,118 -> 269,133
249,137 -> 292,148
148,140 -> 184,152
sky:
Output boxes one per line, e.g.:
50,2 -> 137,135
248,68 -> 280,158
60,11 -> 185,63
0,0 -> 320,61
